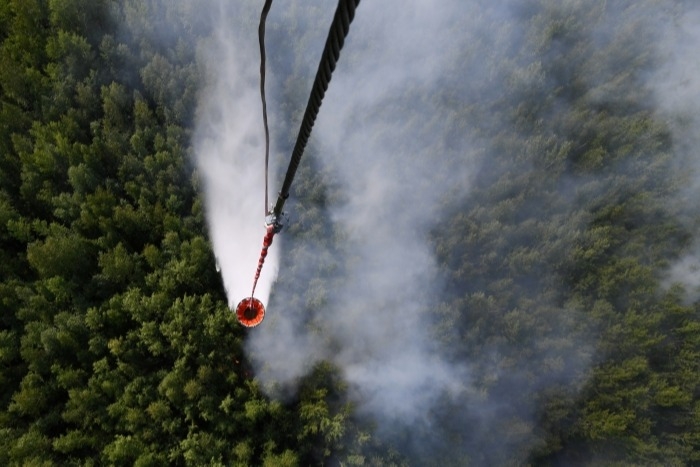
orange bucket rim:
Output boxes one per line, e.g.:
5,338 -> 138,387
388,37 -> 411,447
235,297 -> 265,327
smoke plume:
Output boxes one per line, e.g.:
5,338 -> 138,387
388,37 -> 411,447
651,4 -> 700,302
191,0 -> 700,462
244,0 -> 485,423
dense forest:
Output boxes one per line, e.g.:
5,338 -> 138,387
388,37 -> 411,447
1,0 -> 699,465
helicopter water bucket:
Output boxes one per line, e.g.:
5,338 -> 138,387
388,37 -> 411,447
235,297 -> 266,327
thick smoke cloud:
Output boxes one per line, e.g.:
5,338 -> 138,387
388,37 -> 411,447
244,0 -> 487,425
192,0 -> 700,461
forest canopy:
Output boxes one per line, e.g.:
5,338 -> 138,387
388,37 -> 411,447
1,0 -> 699,465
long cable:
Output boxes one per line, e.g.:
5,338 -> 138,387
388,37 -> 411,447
270,0 -> 361,220
248,0 -> 360,303
259,0 -> 273,215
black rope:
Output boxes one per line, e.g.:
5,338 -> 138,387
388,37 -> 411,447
271,0 -> 361,220
259,0 -> 273,215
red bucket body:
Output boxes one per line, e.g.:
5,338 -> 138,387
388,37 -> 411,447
235,297 -> 266,327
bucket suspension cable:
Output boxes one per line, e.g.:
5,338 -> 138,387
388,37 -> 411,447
236,0 -> 361,327
259,0 -> 273,215
269,0 -> 361,224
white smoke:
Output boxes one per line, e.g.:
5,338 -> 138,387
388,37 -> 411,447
245,0 -> 484,425
651,4 -> 700,302
190,0 -> 700,461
